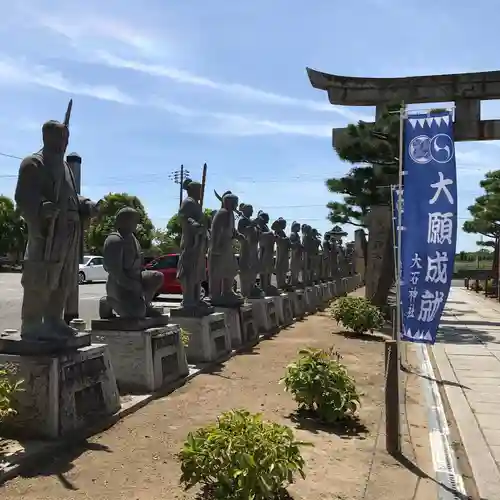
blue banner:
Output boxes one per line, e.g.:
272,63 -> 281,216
400,111 -> 457,344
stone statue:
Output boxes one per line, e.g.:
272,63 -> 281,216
99,207 -> 164,319
321,231 -> 332,280
256,211 -> 278,296
328,235 -> 340,279
311,228 -> 322,283
301,224 -> 313,286
177,178 -> 211,313
289,221 -> 303,287
271,217 -> 290,291
345,242 -> 355,275
237,203 -> 263,298
209,190 -> 245,306
14,110 -> 100,341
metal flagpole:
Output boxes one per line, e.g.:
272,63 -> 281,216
395,104 -> 406,363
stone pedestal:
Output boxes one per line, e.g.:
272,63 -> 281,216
274,293 -> 293,327
0,332 -> 120,439
304,287 -> 316,313
90,319 -> 188,394
290,290 -> 305,319
239,304 -> 258,344
321,282 -> 331,302
215,306 -> 242,349
172,312 -> 230,364
313,285 -> 322,307
328,281 -> 337,299
247,297 -> 279,334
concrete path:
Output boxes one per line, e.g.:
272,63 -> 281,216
433,287 -> 500,499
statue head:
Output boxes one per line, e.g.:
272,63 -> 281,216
323,231 -> 331,243
215,190 -> 239,211
42,120 -> 69,155
311,228 -> 320,239
291,221 -> 300,233
257,210 -> 269,224
183,178 -> 202,201
239,203 -> 253,218
115,207 -> 140,235
301,224 -> 311,235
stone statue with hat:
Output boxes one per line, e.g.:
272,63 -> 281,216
99,207 -> 165,319
256,210 -> 278,296
209,189 -> 245,306
271,217 -> 290,291
289,221 -> 303,287
14,100 -> 101,342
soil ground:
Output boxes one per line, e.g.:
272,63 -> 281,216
1,306 -> 436,499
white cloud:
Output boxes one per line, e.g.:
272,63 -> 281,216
90,51 -> 369,121
0,58 -> 135,105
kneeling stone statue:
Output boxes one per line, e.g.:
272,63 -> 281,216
99,207 -> 164,319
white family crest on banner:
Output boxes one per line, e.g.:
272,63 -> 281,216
395,110 -> 457,345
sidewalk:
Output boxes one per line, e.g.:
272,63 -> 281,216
433,287 -> 500,499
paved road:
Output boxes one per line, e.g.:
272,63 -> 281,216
0,273 -> 182,332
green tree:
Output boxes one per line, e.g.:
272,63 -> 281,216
85,192 -> 154,255
151,227 -> 178,255
0,195 -> 26,262
326,105 -> 401,228
463,170 -> 500,274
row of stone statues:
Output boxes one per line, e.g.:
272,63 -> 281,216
177,179 -> 352,312
13,113 -> 353,343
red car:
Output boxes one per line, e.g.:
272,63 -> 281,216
144,253 -> 210,299
144,253 -> 238,299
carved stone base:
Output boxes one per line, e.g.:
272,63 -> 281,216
289,290 -> 305,319
169,304 -> 215,319
327,281 -> 337,299
239,304 -> 258,344
304,287 -> 316,313
273,293 -> 293,327
247,297 -> 279,334
0,344 -> 120,439
90,315 -> 169,332
91,324 -> 188,394
321,283 -> 331,302
173,312 -> 230,363
214,307 -> 242,349
313,284 -> 322,306
0,330 -> 91,355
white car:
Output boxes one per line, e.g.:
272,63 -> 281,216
78,255 -> 108,284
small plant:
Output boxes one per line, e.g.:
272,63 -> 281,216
178,408 -> 310,499
0,363 -> 23,422
281,348 -> 360,424
180,328 -> 189,347
330,296 -> 384,335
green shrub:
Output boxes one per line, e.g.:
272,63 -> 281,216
0,363 -> 23,422
180,328 -> 189,347
281,348 -> 360,424
178,409 -> 310,499
330,296 -> 384,335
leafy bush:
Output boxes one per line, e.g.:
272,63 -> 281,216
330,296 -> 384,335
0,363 -> 23,422
178,409 -> 310,499
180,328 -> 189,347
281,348 -> 360,424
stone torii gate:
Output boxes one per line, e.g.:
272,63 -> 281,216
306,67 -> 500,303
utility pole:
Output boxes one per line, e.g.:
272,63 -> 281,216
169,165 -> 190,208
64,152 -> 82,325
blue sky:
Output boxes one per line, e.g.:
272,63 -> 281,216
0,0 -> 498,251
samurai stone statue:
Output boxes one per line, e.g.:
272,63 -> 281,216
301,224 -> 313,286
289,221 -> 303,287
271,217 -> 290,291
15,105 -> 100,341
209,190 -> 245,306
176,178 -> 211,313
99,207 -> 164,319
256,211 -> 278,296
310,228 -> 322,283
321,231 -> 332,280
237,203 -> 263,298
